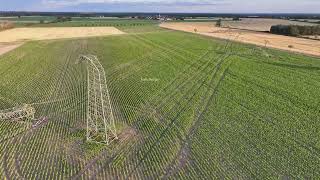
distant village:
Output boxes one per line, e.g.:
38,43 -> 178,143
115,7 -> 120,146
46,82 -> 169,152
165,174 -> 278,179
129,14 -> 185,21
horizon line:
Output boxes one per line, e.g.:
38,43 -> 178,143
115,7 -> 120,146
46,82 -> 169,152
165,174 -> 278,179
1,11 -> 320,15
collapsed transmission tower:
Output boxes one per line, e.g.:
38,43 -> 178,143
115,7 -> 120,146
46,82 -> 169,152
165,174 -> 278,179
0,104 -> 35,123
78,55 -> 118,144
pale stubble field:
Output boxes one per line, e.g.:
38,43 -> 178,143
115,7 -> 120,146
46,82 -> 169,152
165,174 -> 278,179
160,22 -> 320,57
0,27 -> 125,56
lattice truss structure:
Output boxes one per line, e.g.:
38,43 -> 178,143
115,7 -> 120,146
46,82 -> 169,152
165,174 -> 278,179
79,55 -> 118,144
0,104 -> 35,123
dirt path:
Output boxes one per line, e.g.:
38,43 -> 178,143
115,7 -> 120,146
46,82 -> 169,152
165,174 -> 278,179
160,22 -> 320,57
0,43 -> 23,56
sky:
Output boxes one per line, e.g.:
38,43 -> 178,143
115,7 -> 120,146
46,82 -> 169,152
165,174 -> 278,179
0,0 -> 319,13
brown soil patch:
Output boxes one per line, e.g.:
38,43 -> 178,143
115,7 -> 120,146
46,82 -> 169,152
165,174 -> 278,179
118,127 -> 138,143
0,27 -> 125,43
160,22 -> 320,57
0,42 -> 23,56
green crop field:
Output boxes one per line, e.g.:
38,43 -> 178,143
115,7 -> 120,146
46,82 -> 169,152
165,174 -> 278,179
0,24 -> 320,179
34,19 -> 158,27
0,16 -> 158,28
0,16 -> 56,22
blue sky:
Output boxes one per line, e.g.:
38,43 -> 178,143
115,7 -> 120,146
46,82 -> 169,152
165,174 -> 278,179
0,0 -> 319,13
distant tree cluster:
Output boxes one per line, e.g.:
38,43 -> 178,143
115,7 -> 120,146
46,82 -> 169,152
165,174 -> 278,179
53,16 -> 72,23
232,17 -> 241,21
270,25 -> 320,36
0,21 -> 14,31
176,17 -> 185,21
216,19 -> 222,27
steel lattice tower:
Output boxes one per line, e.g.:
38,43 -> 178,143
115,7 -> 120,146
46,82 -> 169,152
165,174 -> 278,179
0,104 -> 35,123
78,55 -> 118,144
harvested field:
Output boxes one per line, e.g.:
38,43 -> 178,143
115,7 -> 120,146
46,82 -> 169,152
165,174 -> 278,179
0,43 -> 23,56
0,27 -> 125,43
222,18 -> 315,32
160,22 -> 320,57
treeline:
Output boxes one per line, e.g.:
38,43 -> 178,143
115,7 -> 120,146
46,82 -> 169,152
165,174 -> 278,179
270,25 -> 320,36
52,16 -> 72,23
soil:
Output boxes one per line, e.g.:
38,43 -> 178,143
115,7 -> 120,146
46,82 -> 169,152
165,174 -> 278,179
118,127 -> 138,143
160,22 -> 320,57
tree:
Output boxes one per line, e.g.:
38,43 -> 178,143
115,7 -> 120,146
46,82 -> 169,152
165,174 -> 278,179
270,25 -> 320,37
56,16 -> 72,23
216,19 -> 222,27
289,26 -> 300,36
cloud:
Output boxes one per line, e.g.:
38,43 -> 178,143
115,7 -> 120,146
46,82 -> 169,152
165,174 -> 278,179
42,0 -> 230,7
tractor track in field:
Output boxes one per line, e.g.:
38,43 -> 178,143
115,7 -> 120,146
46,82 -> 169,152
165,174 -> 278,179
153,50 -> 216,111
110,33 -> 198,79
132,34 -> 204,73
71,130 -> 139,179
125,56 -> 222,177
133,34 -> 197,61
133,33 -> 204,59
162,53 -> 233,179
111,33 -> 216,115
3,150 -> 12,180
14,155 -> 24,180
151,39 -> 233,124
1,120 -> 45,180
154,50 -> 226,113
155,52 -> 228,123
71,148 -> 111,179
126,48 -> 232,179
139,50 -> 227,133
142,50 -> 223,117
122,38 -> 234,178
3,116 -> 51,179
109,33 -> 197,84
150,38 -> 234,111
158,39 -> 237,178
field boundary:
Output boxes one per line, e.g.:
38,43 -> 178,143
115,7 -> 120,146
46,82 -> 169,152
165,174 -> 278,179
160,22 -> 320,57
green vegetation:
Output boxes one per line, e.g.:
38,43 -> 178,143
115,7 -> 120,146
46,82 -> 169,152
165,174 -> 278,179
37,19 -> 157,28
270,24 -> 320,36
0,24 -> 320,179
